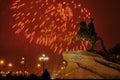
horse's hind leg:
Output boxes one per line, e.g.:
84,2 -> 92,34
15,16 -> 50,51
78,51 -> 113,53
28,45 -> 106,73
98,37 -> 107,53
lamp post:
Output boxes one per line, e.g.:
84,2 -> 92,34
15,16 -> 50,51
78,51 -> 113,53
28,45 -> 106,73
20,56 -> 26,73
36,63 -> 41,75
8,63 -> 13,72
62,60 -> 66,76
0,60 -> 4,72
38,54 -> 49,72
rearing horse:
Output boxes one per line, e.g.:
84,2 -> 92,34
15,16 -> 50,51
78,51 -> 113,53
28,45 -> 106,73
72,21 -> 107,53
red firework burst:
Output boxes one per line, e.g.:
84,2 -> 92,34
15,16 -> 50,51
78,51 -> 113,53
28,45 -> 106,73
10,0 -> 91,54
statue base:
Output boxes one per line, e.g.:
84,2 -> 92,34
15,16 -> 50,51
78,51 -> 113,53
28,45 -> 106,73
57,50 -> 120,79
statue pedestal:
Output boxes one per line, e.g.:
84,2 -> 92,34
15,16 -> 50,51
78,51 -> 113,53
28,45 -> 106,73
57,50 -> 120,79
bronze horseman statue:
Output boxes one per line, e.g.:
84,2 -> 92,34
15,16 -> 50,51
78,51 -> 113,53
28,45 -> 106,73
72,18 -> 107,54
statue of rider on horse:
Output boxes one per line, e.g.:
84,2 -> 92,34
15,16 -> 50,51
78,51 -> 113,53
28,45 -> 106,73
72,18 -> 107,53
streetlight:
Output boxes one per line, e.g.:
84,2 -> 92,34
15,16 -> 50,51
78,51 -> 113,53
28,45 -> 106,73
36,63 -> 41,75
38,54 -> 49,72
0,60 -> 5,72
37,63 -> 41,69
0,60 -> 4,65
8,63 -> 13,68
63,60 -> 67,65
20,56 -> 26,73
62,60 -> 67,76
8,63 -> 13,72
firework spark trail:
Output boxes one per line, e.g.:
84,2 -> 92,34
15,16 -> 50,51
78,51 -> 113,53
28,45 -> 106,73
11,0 -> 91,54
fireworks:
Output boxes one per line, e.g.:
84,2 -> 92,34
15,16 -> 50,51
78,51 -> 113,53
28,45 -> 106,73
10,0 -> 91,54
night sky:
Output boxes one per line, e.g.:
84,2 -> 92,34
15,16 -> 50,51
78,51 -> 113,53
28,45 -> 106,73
0,0 -> 120,74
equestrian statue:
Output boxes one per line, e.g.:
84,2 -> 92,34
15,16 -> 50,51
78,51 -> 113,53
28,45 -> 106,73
72,18 -> 107,53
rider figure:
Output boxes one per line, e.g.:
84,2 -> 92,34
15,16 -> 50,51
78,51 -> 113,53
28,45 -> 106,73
88,18 -> 96,36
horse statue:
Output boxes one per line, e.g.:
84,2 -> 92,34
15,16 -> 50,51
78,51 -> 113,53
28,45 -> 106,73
72,18 -> 107,53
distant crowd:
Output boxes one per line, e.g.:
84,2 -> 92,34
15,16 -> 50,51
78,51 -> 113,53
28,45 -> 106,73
0,69 -> 54,80
0,72 -> 40,80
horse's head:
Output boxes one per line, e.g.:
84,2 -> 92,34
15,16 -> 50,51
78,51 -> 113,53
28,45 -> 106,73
77,21 -> 86,28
